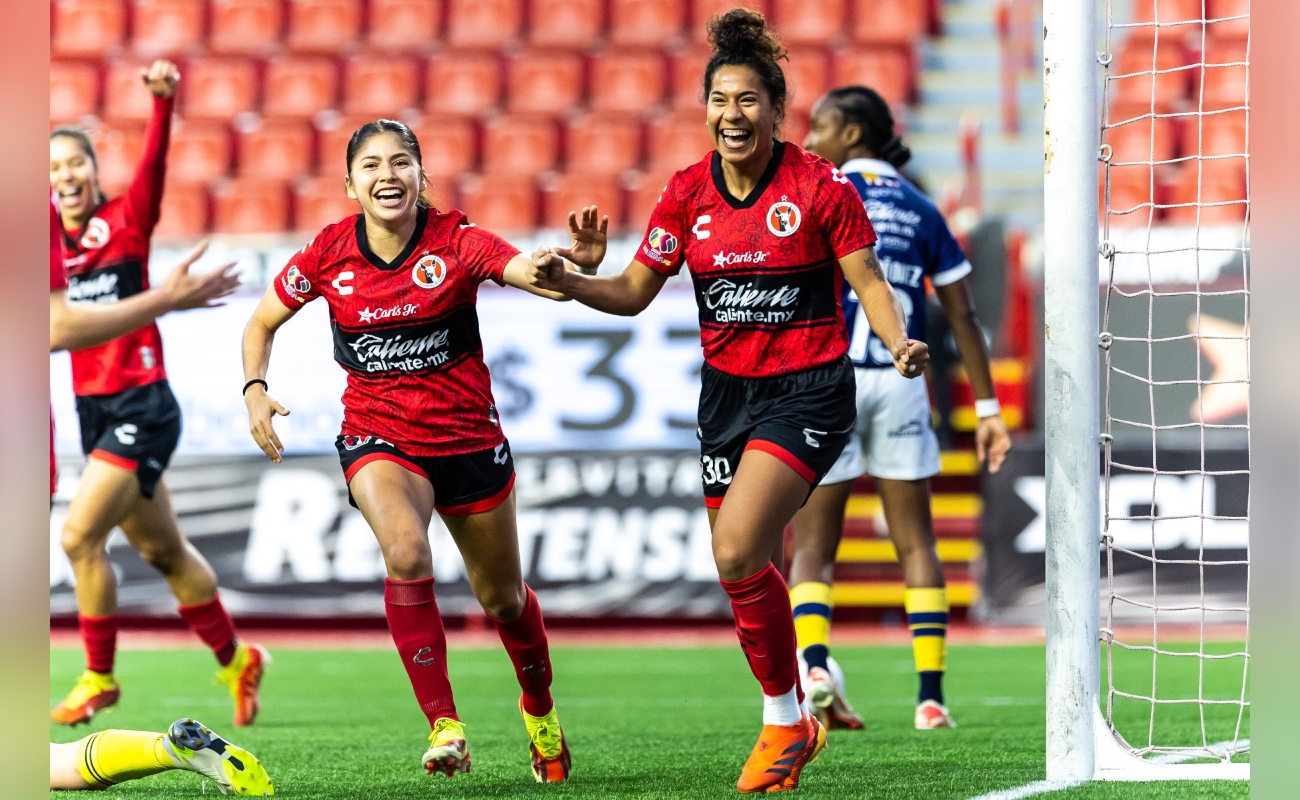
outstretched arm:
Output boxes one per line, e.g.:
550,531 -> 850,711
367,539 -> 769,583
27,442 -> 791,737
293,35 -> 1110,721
125,60 -> 178,233
242,288 -> 299,463
934,276 -> 1011,472
839,246 -> 929,378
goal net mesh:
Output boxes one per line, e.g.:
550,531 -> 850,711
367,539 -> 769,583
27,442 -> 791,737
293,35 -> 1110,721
1098,0 -> 1250,764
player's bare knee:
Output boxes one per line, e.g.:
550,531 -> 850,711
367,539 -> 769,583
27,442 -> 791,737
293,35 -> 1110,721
60,524 -> 105,563
712,542 -> 759,583
478,585 -> 525,621
137,540 -> 185,573
382,533 -> 433,580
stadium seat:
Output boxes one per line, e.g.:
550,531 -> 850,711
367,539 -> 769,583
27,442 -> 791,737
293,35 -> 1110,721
1206,0 -> 1250,44
566,114 -> 643,175
459,172 -> 539,233
211,178 -> 291,233
647,110 -> 713,172
294,176 -> 360,231
506,53 -> 585,114
131,0 -> 205,57
771,0 -> 846,47
1105,116 -> 1177,167
1109,44 -> 1194,112
690,0 -> 766,45
669,45 -> 711,110
235,116 -> 315,180
209,0 -> 284,56
344,56 -> 420,116
1165,160 -> 1247,225
88,122 -> 144,198
153,180 -> 210,239
529,0 -> 604,47
182,58 -> 259,120
1195,41 -> 1248,111
832,48 -> 913,106
366,0 -> 443,53
541,172 -> 625,231
407,115 -> 478,175
167,120 -> 233,183
589,51 -> 668,113
425,54 -> 503,116
1100,165 -> 1159,227
102,61 -> 158,121
784,48 -> 831,114
263,57 -> 340,118
315,114 -> 375,176
850,0 -> 928,46
444,0 -> 524,49
52,0 -> 127,58
286,0 -> 363,53
1126,0 -> 1205,40
481,115 -> 559,174
50,62 -> 100,123
609,0 -> 687,47
1189,110 -> 1247,159
626,168 -> 675,231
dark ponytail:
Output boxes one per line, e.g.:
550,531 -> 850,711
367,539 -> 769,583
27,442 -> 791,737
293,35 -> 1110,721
824,86 -> 912,168
702,9 -> 788,122
345,119 -> 435,208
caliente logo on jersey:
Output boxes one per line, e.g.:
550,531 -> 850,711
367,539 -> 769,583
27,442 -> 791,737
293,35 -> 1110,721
647,227 -> 679,255
413,254 -> 447,289
766,199 -> 801,237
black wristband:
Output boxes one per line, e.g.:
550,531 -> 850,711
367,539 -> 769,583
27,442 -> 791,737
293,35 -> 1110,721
243,379 -> 268,396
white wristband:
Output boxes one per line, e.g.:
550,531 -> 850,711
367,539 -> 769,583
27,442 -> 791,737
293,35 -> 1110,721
975,398 -> 1002,419
576,264 -> 598,276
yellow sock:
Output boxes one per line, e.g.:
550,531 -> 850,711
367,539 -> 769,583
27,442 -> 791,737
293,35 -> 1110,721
790,582 -> 833,671
75,730 -> 178,788
904,587 -> 948,704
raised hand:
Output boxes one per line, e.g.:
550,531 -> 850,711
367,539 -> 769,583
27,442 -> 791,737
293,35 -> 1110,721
554,205 -> 609,274
891,337 -> 930,379
141,60 -> 180,98
160,241 -> 242,311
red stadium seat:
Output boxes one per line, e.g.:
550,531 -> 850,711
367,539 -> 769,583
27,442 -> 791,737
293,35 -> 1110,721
51,62 -> 101,123
183,58 -> 259,120
131,0 -> 205,58
850,0 -> 928,46
210,0 -> 284,56
647,109 -> 713,172
506,53 -> 584,115
102,61 -> 158,121
167,120 -> 233,183
1109,43 -> 1194,112
459,172 -> 539,233
529,0 -> 604,47
771,0 -> 846,47
53,0 -> 127,58
286,0 -> 363,53
1207,0 -> 1250,44
542,172 -> 625,231
153,180 -> 210,240
1165,160 -> 1247,225
669,45 -> 711,110
263,57 -> 340,118
367,0 -> 443,53
481,115 -> 559,173
1100,165 -> 1159,227
407,116 -> 478,175
1195,41 -> 1248,111
1188,110 -> 1247,159
89,122 -> 144,198
831,48 -> 914,106
294,176 -> 360,231
211,178 -> 291,233
589,51 -> 668,113
1126,0 -> 1205,40
610,0 -> 687,47
626,168 -> 675,232
425,54 -> 503,116
566,114 -> 643,175
691,0 -> 766,45
344,56 -> 420,117
784,48 -> 831,114
1105,116 -> 1177,166
235,117 -> 315,180
315,114 -> 375,176
444,0 -> 524,49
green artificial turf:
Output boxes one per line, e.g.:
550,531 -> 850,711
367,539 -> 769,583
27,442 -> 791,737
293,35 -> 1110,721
50,643 -> 1248,799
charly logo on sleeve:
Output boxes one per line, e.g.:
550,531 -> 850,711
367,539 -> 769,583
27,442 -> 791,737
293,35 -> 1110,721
766,198 -> 801,237
282,265 -> 311,302
413,254 -> 447,289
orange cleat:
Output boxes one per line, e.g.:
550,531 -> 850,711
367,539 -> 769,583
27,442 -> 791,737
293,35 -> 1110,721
51,670 -> 120,726
217,643 -> 270,727
736,714 -> 827,793
521,701 -> 571,783
423,717 -> 471,777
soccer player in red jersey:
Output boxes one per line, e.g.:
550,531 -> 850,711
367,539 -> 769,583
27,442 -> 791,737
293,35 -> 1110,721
529,10 -> 929,793
241,120 -> 574,783
50,61 -> 268,729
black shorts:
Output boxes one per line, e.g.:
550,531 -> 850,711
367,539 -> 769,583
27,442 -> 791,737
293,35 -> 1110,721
697,355 -> 856,509
335,435 -> 516,516
75,380 -> 182,499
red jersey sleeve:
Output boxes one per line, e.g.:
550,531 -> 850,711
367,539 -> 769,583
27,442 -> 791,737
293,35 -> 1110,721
636,173 -> 690,276
124,95 -> 174,236
50,200 -> 68,292
272,235 -> 324,307
453,223 -> 520,286
818,164 -> 878,258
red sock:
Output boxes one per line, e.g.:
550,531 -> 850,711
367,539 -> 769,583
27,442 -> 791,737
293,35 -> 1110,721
385,577 -> 458,726
720,563 -> 803,704
488,585 -> 554,716
79,614 -> 117,675
177,597 -> 239,667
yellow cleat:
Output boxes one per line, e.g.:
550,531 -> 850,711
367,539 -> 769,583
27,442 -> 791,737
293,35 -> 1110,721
163,717 -> 274,796
51,670 -> 120,726
520,701 -> 571,783
423,717 -> 471,778
216,643 -> 270,727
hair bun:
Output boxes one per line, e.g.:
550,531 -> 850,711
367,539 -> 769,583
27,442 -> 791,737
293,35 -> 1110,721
708,8 -> 787,63
878,135 -> 912,169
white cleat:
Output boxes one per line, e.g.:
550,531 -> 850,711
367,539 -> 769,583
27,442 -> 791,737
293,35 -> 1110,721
914,699 -> 957,730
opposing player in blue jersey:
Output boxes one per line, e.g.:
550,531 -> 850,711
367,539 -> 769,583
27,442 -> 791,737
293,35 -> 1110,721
793,86 -> 1012,731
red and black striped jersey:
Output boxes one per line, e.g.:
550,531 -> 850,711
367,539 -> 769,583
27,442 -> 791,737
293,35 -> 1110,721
637,141 -> 877,378
61,95 -> 173,397
271,206 -> 520,456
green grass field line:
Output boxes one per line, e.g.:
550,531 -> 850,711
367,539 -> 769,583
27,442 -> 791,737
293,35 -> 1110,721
50,644 -> 1247,799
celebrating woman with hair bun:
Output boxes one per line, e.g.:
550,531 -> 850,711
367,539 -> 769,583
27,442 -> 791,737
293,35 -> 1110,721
529,10 -> 928,793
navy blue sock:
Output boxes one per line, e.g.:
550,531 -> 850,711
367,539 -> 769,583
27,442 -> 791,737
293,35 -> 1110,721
919,670 -> 944,705
802,644 -> 830,673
